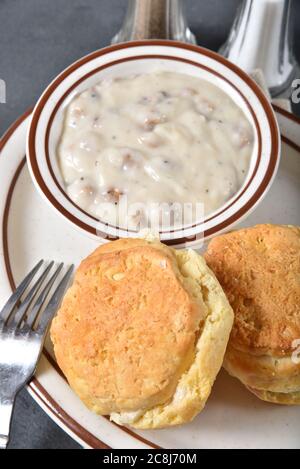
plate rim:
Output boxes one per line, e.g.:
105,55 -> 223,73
0,106 -> 299,449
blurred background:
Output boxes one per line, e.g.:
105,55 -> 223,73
0,0 -> 299,448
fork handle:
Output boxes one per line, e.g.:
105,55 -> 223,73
0,400 -> 14,449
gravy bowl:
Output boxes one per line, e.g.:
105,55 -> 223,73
26,40 -> 280,248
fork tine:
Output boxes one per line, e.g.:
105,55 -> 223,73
25,263 -> 65,329
11,261 -> 55,328
36,264 -> 74,335
0,260 -> 44,324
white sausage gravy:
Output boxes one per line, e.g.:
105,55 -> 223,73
58,71 -> 254,229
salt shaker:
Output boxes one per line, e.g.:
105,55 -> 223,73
220,0 -> 298,97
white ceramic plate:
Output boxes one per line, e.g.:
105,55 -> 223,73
0,109 -> 300,449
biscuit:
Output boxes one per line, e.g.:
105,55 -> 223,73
51,238 -> 233,428
205,224 -> 300,405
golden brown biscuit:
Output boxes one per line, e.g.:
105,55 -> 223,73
247,386 -> 300,405
204,224 -> 300,405
51,238 -> 233,428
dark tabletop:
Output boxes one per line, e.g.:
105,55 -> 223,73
1,0 -> 300,449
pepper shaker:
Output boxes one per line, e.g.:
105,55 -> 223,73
112,0 -> 196,44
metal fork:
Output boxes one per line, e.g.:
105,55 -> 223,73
0,260 -> 74,449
